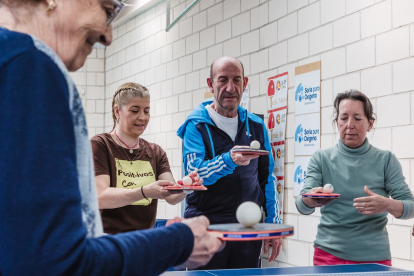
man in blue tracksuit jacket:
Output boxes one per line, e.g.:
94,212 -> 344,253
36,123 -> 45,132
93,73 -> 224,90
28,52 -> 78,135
177,56 -> 282,269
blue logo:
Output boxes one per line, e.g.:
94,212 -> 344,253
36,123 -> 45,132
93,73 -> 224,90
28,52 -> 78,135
295,83 -> 304,102
295,124 -> 303,143
294,165 -> 303,185
296,83 -> 320,103
296,126 -> 319,144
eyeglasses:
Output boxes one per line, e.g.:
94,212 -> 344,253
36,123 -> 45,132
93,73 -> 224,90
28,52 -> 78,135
107,0 -> 125,26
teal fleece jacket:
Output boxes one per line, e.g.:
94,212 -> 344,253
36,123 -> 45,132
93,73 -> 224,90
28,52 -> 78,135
295,139 -> 414,262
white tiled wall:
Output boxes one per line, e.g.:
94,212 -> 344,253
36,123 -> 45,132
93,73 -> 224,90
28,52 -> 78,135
74,0 -> 414,270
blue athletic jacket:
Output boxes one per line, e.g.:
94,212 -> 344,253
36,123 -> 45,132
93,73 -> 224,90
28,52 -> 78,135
177,102 -> 282,224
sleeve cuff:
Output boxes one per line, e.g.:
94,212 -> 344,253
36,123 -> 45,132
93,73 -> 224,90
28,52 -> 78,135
399,200 -> 414,219
222,152 -> 238,169
295,195 -> 315,215
170,223 -> 195,266
265,216 -> 282,224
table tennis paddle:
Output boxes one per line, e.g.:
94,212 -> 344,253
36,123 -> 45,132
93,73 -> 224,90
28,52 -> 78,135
164,186 -> 207,191
208,223 -> 294,241
232,147 -> 269,156
302,193 -> 340,198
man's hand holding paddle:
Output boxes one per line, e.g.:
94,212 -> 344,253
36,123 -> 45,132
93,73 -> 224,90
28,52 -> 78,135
231,146 -> 260,166
166,216 -> 225,269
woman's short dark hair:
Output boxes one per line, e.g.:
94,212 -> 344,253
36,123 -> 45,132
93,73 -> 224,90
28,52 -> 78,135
332,89 -> 376,126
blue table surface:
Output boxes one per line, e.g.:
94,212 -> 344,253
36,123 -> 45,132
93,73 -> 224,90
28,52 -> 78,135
162,264 -> 409,275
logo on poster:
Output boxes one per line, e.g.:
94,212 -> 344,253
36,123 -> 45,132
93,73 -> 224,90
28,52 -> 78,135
269,78 -> 287,107
295,83 -> 304,102
268,80 -> 275,108
282,113 -> 286,122
277,113 -> 286,124
294,165 -> 306,185
277,183 -> 282,194
278,79 -> 287,90
295,124 -> 319,144
295,83 -> 320,104
268,80 -> 275,95
270,113 -> 285,139
273,147 -> 284,173
295,124 -> 303,143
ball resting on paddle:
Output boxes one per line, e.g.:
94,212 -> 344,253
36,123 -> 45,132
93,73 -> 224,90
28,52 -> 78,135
250,140 -> 260,150
236,201 -> 262,227
182,176 -> 193,186
323,184 -> 334,194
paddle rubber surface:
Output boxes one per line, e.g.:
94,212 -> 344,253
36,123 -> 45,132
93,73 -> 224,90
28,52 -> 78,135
164,186 -> 207,191
302,193 -> 341,198
208,223 -> 294,241
232,148 -> 269,156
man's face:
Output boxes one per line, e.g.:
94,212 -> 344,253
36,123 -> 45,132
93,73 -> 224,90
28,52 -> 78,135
207,58 -> 248,115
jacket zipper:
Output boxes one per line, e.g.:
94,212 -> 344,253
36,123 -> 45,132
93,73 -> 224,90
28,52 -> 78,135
208,119 -> 247,216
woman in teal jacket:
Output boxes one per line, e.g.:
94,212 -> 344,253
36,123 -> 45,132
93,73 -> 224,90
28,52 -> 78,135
296,90 -> 414,266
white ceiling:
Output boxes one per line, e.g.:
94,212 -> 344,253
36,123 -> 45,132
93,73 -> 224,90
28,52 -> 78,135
113,0 -> 165,28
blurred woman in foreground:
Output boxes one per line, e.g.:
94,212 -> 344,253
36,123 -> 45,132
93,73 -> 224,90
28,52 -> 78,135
0,1 -> 222,275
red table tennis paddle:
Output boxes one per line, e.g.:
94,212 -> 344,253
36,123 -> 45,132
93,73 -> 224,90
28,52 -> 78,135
302,193 -> 340,198
176,180 -> 202,186
164,185 -> 207,191
208,223 -> 294,241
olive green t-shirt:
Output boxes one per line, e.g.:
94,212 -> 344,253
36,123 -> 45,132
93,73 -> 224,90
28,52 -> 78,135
91,133 -> 171,234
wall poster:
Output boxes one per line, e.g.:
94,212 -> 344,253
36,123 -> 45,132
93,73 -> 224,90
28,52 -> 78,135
240,85 -> 250,111
293,61 -> 321,197
267,72 -> 288,219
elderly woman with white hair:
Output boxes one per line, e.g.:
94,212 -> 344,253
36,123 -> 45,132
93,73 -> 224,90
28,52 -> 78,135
0,0 -> 222,275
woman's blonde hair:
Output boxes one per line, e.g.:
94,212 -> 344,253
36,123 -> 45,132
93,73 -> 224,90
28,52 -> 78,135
111,82 -> 150,132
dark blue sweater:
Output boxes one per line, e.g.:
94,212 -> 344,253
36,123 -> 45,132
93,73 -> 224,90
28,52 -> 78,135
0,28 -> 193,276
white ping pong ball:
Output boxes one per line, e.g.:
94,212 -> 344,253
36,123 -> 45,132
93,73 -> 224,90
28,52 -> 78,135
236,201 -> 262,227
323,184 -> 334,194
250,140 -> 260,150
182,176 -> 193,186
